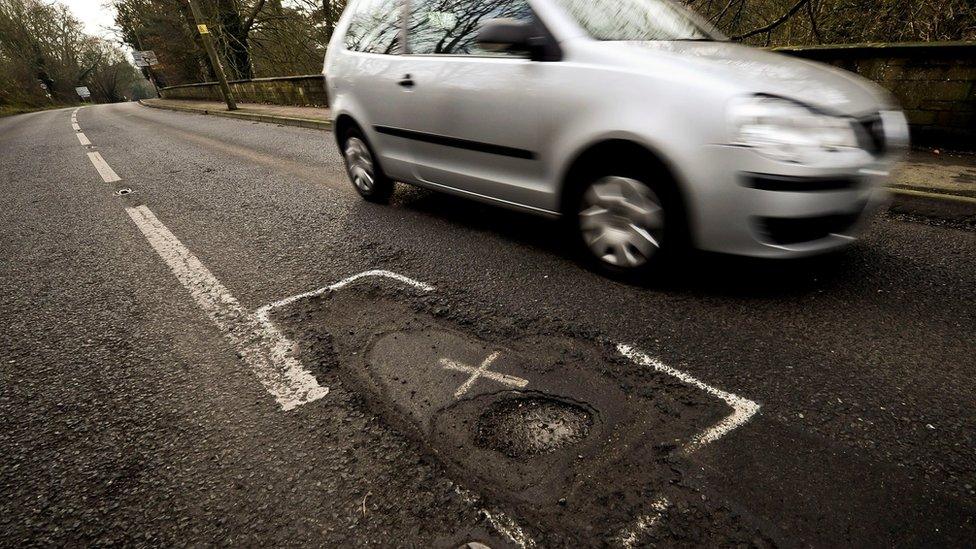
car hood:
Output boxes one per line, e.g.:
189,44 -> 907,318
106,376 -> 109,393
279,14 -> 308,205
600,41 -> 894,116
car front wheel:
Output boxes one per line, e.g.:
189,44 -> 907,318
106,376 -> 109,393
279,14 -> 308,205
573,173 -> 678,278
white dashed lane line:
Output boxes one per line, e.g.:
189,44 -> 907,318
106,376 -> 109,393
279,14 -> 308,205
68,109 -> 328,410
86,152 -> 120,183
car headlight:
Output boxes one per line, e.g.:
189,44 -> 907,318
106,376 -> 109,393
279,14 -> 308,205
729,96 -> 860,164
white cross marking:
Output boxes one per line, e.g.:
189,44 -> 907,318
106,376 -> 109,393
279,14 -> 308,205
440,351 -> 529,399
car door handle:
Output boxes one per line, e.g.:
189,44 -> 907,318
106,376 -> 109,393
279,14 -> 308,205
398,75 -> 415,88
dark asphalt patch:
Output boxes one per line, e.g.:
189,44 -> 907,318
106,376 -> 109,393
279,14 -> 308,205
281,285 -> 738,542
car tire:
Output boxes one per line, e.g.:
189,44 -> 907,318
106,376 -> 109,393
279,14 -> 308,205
341,127 -> 394,203
568,164 -> 683,279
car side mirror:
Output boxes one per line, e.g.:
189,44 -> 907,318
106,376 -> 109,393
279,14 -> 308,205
477,18 -> 539,58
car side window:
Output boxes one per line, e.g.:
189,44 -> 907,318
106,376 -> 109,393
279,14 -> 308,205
345,0 -> 403,54
407,0 -> 534,56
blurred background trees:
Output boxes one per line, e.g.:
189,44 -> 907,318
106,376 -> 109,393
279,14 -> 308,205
0,0 -> 152,111
110,0 -> 973,86
113,0 -> 345,85
3,0 -> 975,103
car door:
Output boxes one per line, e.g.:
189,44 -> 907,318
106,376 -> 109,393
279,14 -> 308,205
393,0 -> 549,211
337,0 -> 414,180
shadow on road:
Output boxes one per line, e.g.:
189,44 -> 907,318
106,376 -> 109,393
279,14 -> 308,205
382,185 -> 866,299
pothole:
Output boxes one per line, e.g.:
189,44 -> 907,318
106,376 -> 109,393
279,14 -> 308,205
115,188 -> 133,196
476,396 -> 592,458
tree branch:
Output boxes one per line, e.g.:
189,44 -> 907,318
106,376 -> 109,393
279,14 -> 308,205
242,0 -> 266,33
732,0 -> 811,40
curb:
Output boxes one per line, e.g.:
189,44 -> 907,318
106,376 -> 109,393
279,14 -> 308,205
887,187 -> 976,205
138,100 -> 332,132
888,188 -> 975,224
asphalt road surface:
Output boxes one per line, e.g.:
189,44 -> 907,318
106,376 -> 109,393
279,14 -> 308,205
2,103 -> 974,547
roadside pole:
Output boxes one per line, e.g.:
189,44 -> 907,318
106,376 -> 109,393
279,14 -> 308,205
186,0 -> 237,111
128,22 -> 161,98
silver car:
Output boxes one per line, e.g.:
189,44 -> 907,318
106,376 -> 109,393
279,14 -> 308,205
325,0 -> 909,277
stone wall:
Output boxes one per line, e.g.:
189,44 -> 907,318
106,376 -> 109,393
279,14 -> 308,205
775,42 -> 976,148
161,42 -> 976,148
160,75 -> 328,107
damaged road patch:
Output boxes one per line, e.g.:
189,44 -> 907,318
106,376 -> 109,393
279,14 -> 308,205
271,278 -> 759,543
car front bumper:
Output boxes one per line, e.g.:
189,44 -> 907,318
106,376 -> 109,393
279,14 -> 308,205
686,145 -> 901,258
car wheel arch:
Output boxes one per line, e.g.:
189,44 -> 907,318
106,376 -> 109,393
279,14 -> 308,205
333,113 -> 362,146
558,139 -> 694,240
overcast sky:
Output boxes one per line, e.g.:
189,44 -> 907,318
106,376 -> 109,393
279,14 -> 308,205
62,0 -> 118,39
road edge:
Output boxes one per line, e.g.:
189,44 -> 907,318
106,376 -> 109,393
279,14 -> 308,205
888,188 -> 976,225
138,99 -> 332,132
135,99 -> 973,222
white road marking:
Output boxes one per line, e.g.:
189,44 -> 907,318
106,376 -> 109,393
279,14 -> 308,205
76,132 -> 91,146
71,122 -> 81,131
455,486 -> 536,549
615,344 -> 760,547
256,270 -> 435,318
257,273 -> 757,545
617,344 -> 760,453
124,205 -> 329,411
87,152 -> 121,183
617,496 -> 669,549
440,351 -> 529,399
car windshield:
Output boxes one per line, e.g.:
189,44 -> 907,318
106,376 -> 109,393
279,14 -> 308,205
552,0 -> 724,41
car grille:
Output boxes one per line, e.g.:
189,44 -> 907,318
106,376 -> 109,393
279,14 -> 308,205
756,206 -> 867,245
744,173 -> 862,192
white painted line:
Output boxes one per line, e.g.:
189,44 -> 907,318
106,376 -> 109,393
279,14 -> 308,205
441,351 -> 529,399
454,486 -> 536,549
71,122 -> 81,131
614,346 -> 759,547
257,270 -> 435,318
617,496 -> 668,549
87,152 -> 121,183
617,344 -> 760,454
125,205 -> 329,411
76,132 -> 91,146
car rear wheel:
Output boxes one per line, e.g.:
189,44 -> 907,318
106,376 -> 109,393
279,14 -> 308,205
342,128 -> 393,203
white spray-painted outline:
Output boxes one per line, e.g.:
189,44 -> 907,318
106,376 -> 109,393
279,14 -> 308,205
237,270 -> 435,409
617,496 -> 669,549
252,271 -> 436,393
125,205 -> 329,411
616,344 -> 760,454
454,486 -> 537,549
614,344 -> 760,546
255,269 -> 435,320
441,351 -> 529,399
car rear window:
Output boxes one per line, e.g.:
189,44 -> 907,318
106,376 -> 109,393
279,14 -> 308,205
345,0 -> 403,54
